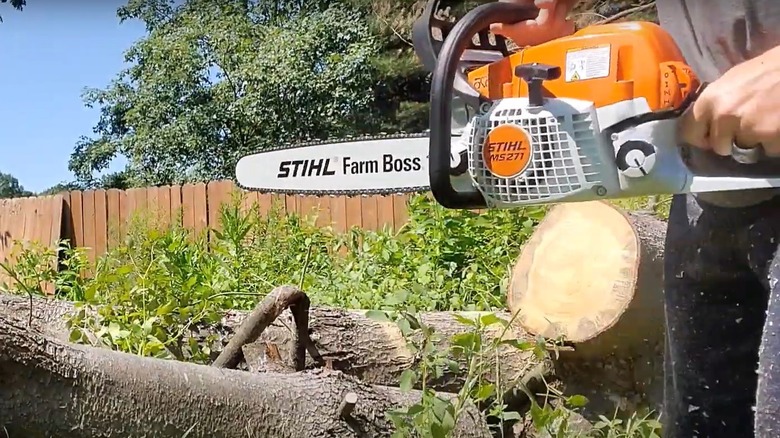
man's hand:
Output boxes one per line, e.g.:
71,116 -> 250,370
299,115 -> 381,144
490,0 -> 577,47
679,45 -> 780,158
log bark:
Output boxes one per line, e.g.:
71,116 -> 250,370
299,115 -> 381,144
0,291 -> 551,398
0,313 -> 493,438
505,200 -> 667,417
0,287 -> 662,419
243,307 -> 551,395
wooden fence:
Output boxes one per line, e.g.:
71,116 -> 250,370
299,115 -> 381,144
0,193 -> 65,291
0,180 -> 414,287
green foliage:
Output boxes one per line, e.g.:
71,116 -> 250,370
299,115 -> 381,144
37,181 -> 87,196
71,0 -> 386,188
366,306 -> 662,438
2,194 -> 543,361
0,171 -> 33,199
1,192 -> 665,436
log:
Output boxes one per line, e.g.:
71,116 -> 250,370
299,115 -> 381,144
507,200 -> 666,356
506,200 -> 667,416
241,307 -> 552,395
0,291 -> 551,398
0,271 -> 665,421
244,306 -> 663,421
0,313 -> 493,438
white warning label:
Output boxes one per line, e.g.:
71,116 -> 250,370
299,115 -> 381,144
565,44 -> 611,82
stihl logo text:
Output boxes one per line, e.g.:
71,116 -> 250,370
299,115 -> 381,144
486,141 -> 526,162
277,159 -> 337,178
482,124 -> 533,178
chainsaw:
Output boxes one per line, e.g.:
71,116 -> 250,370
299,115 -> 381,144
235,0 -> 780,210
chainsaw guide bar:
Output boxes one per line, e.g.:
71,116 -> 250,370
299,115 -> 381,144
234,132 -> 434,198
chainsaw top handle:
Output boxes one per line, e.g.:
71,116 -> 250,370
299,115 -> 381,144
429,2 -> 539,209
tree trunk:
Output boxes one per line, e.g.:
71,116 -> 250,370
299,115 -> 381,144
506,200 -> 667,417
243,307 -> 551,394
0,313 -> 493,438
0,291 -> 552,398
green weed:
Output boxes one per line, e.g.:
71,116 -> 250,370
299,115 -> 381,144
0,193 -> 663,437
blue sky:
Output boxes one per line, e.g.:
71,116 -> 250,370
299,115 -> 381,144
0,0 -> 147,193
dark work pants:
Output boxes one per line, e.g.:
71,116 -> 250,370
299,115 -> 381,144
663,192 -> 780,437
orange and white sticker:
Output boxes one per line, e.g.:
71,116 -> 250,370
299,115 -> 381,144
482,124 -> 533,178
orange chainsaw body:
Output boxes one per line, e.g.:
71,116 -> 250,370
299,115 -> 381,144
465,21 -> 700,111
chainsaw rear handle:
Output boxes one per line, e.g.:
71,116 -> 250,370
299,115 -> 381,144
604,81 -> 767,165
429,2 -> 539,209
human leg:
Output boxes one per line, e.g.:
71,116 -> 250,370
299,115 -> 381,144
752,225 -> 780,436
662,193 -> 770,437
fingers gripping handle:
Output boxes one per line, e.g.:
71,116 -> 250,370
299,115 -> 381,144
682,82 -> 765,164
428,2 -> 539,209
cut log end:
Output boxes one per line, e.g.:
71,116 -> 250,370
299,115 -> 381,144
507,200 -> 665,355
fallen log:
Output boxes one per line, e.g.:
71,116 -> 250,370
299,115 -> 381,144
506,200 -> 667,416
242,306 -> 551,393
0,291 -> 552,398
0,313 -> 493,438
0,280 -> 662,421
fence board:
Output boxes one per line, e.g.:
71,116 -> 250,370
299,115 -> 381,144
159,186 -> 172,229
345,197 -> 362,230
94,190 -> 108,259
70,191 -> 84,247
147,187 -> 159,224
181,184 -> 196,233
377,196 -> 395,231
0,194 -> 63,292
170,184 -> 182,228
81,190 -> 97,265
106,189 -> 121,249
192,183 -> 208,238
207,180 -> 234,235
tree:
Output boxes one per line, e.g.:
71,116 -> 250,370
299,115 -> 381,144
0,172 -> 33,199
38,181 -> 85,196
70,0 -> 385,188
0,0 -> 25,22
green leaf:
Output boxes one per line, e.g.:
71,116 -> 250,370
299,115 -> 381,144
69,328 -> 83,342
475,383 -> 495,401
430,423 -> 446,438
107,322 -> 122,339
451,332 -> 476,350
479,313 -> 505,327
501,411 -> 523,421
453,313 -> 477,327
406,404 -> 425,417
399,369 -> 417,392
365,310 -> 391,322
156,300 -> 176,316
566,394 -> 589,408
